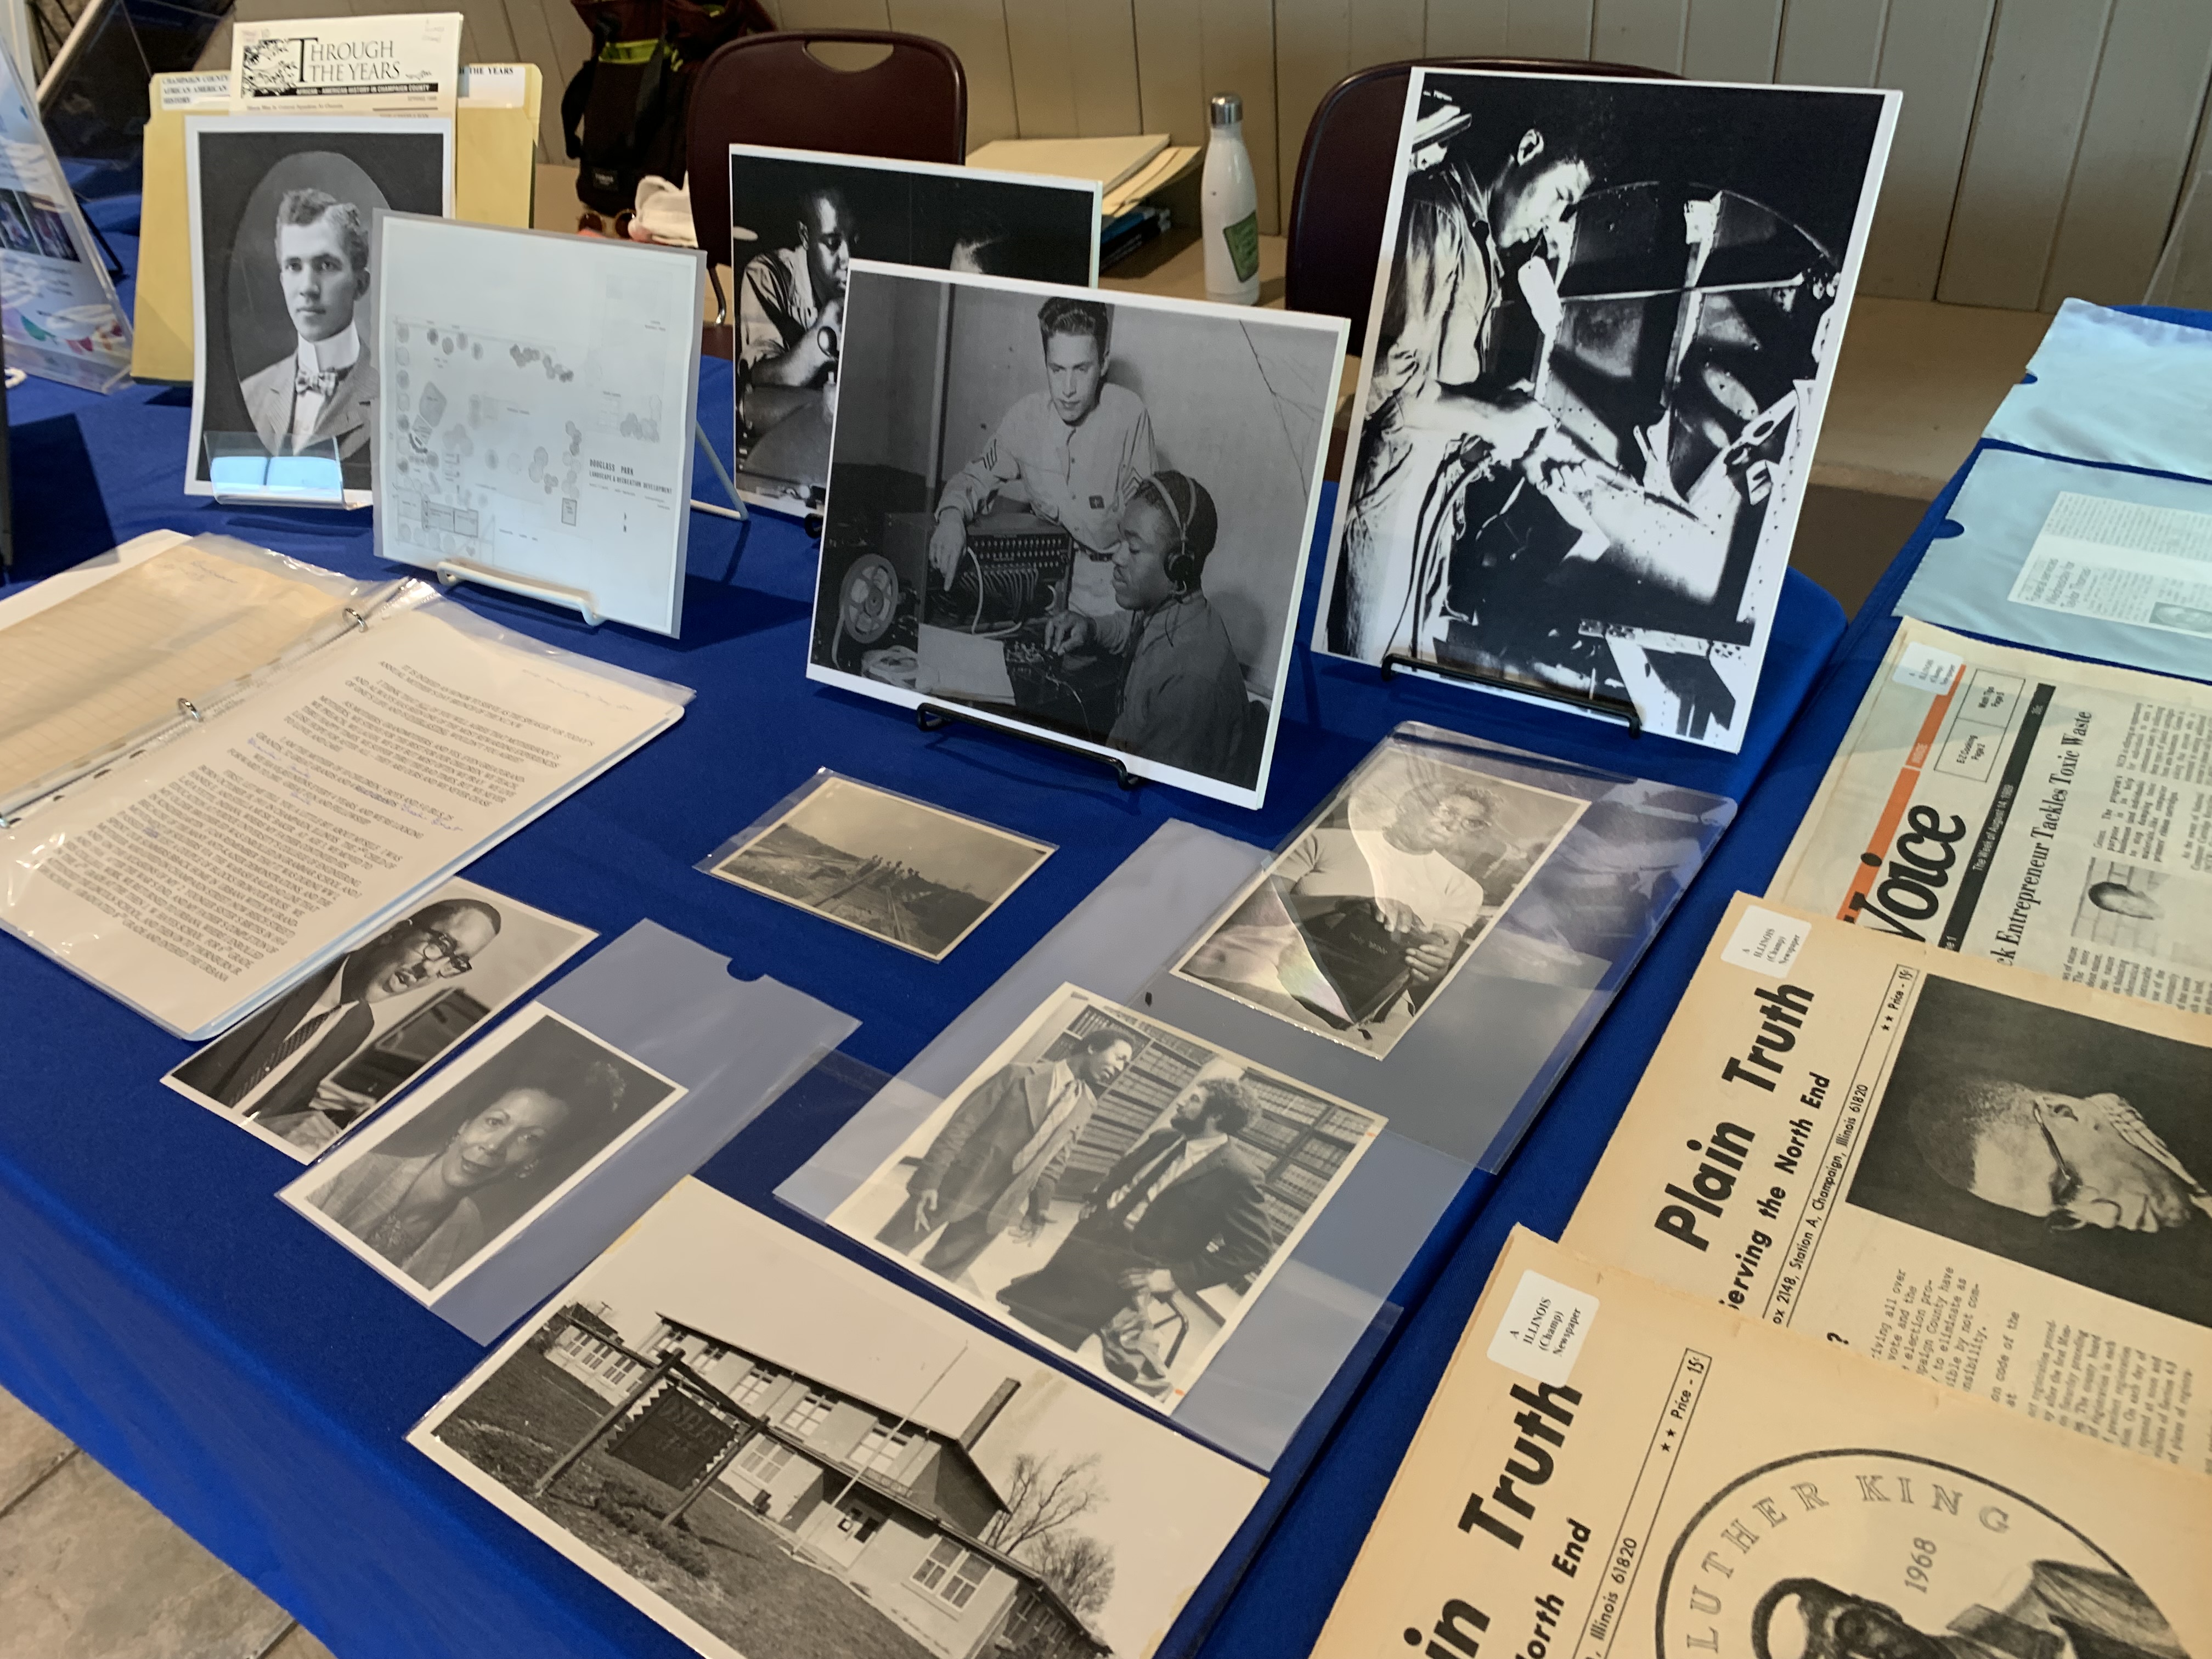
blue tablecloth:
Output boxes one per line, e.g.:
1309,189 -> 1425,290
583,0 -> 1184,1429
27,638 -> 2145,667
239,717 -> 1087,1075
0,197 -> 1851,1659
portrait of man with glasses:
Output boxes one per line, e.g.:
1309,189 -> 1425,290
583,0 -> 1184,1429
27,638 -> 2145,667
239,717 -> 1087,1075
1847,974 -> 2212,1330
171,896 -> 503,1150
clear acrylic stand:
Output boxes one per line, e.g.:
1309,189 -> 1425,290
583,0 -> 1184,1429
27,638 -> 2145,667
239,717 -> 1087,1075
204,433 -> 348,509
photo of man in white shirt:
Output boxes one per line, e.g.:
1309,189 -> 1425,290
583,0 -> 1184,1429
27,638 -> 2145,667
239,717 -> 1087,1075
240,188 -> 377,461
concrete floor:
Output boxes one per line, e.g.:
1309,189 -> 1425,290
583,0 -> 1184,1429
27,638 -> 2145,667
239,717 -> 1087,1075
0,1385 -> 334,1659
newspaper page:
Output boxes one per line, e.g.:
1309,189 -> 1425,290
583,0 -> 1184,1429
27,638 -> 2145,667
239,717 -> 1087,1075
1311,1227 -> 2212,1659
2007,492 -> 2212,640
1564,893 -> 2212,1474
229,13 -> 462,118
1770,618 -> 2212,1013
0,601 -> 683,1039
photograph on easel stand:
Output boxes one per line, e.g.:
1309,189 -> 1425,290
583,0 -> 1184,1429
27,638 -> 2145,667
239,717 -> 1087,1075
184,113 -> 453,505
729,143 -> 1101,516
809,262 -> 1347,807
371,212 -> 705,636
1317,69 -> 1897,749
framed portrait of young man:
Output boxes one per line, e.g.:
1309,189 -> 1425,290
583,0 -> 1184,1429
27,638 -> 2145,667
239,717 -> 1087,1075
185,114 -> 453,506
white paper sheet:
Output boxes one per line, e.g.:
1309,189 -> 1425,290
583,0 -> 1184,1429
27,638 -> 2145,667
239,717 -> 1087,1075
373,213 -> 704,636
0,599 -> 685,1037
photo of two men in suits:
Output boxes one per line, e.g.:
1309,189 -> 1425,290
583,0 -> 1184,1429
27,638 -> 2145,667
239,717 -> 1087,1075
834,986 -> 1384,1404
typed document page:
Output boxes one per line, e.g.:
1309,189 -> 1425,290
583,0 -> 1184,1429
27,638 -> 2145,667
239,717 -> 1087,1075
0,603 -> 683,1037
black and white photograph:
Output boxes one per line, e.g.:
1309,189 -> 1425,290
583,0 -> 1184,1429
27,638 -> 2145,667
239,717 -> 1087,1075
706,772 -> 1052,961
2072,859 -> 2212,972
185,114 -> 453,500
1172,741 -> 1588,1058
730,144 -> 1099,514
1849,974 -> 2212,1329
1318,70 -> 1895,749
828,984 -> 1384,1410
410,1181 -> 1263,1659
810,264 -> 1346,806
163,877 -> 595,1160
281,1006 -> 684,1299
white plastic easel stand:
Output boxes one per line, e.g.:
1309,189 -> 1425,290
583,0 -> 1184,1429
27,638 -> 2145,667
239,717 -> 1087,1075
690,418 -> 747,523
433,557 -> 604,627
204,434 -> 349,509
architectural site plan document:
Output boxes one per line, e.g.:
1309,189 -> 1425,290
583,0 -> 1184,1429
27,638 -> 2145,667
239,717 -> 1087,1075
373,213 -> 704,636
1311,1226 -> 2211,1659
1566,893 -> 2212,1475
0,572 -> 686,1037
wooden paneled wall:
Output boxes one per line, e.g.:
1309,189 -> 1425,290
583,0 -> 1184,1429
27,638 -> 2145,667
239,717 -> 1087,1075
759,0 -> 2212,309
217,0 -> 2212,309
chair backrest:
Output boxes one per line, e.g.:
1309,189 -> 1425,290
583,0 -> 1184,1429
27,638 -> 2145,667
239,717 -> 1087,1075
1284,56 -> 1677,329
686,29 -> 966,271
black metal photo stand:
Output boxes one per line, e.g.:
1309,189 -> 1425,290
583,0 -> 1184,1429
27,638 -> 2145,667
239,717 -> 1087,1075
915,701 -> 1144,789
1379,651 -> 1643,737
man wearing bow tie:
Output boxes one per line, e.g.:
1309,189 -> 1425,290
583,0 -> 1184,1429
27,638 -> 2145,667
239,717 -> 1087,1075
240,189 -> 377,462
996,1076 -> 1274,1355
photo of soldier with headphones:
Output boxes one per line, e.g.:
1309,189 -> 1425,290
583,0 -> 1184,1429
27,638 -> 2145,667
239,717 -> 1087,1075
811,265 -> 1347,808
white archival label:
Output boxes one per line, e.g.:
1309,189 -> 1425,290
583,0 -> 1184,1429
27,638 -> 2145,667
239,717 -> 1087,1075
2008,490 -> 2212,638
1485,1269 -> 1596,1386
160,72 -> 234,109
374,216 -> 702,637
1720,903 -> 1808,975
456,64 -> 526,108
0,605 -> 680,1036
1892,637 -> 1963,695
231,13 -> 462,117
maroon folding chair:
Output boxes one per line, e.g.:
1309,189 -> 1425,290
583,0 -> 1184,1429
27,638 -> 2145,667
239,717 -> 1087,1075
1284,56 -> 1677,329
687,29 -> 966,357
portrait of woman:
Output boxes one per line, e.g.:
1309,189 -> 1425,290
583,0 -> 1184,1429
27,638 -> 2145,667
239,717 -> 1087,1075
292,1008 -> 682,1295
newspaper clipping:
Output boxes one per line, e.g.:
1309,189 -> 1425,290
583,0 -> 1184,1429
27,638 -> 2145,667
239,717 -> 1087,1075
1771,618 -> 2212,1013
1311,1227 -> 2211,1659
1565,893 -> 2212,1474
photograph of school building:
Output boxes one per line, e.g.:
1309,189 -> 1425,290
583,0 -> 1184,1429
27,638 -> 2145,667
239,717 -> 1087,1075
541,1306 -> 1107,1659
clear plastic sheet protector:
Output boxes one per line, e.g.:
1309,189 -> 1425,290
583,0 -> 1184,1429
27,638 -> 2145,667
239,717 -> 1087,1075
0,532 -> 399,820
413,919 -> 857,1344
0,574 -> 693,1039
779,727 -> 1733,1468
694,768 -> 1056,961
1982,298 -> 2212,480
1894,447 -> 2212,680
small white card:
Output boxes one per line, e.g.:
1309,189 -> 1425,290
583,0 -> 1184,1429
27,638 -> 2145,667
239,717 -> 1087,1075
1892,639 -> 1962,696
160,72 -> 234,110
458,64 -> 526,108
1487,1268 -> 1597,1386
1720,904 -> 1808,976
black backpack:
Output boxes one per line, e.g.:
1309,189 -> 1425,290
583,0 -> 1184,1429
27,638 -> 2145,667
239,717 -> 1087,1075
561,0 -> 772,218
